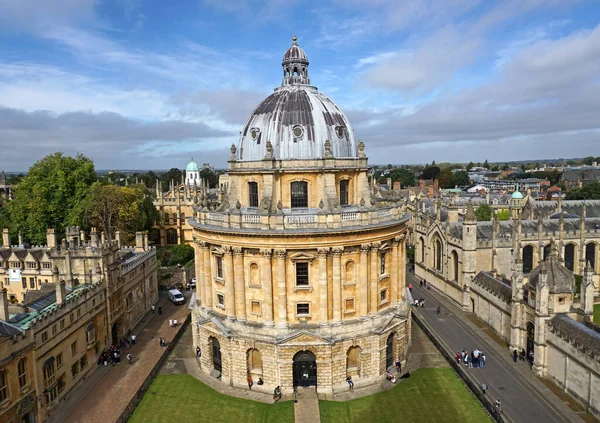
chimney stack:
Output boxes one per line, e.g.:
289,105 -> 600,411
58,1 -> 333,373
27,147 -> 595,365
90,227 -> 99,247
47,229 -> 57,248
2,228 -> 8,247
56,280 -> 67,305
144,233 -> 149,251
0,289 -> 9,321
18,231 -> 23,247
135,232 -> 144,252
114,231 -> 122,248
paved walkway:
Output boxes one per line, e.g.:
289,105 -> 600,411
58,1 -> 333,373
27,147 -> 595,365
408,271 -> 584,423
53,292 -> 191,423
295,387 -> 320,423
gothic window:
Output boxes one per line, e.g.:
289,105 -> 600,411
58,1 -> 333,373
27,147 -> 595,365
434,239 -> 442,271
451,251 -> 459,282
564,244 -> 575,271
43,358 -> 56,387
340,179 -> 349,206
166,228 -> 178,245
586,243 -> 596,271
164,213 -> 170,224
18,358 -> 27,388
296,262 -> 309,286
291,181 -> 308,208
248,182 -> 259,208
0,370 -> 6,402
522,245 -> 534,273
419,237 -> 425,263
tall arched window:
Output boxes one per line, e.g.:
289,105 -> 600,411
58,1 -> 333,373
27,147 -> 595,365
586,243 -> 597,271
451,251 -> 459,281
419,237 -> 425,263
347,346 -> 361,377
247,348 -> 262,376
543,244 -> 551,261
564,244 -> 576,271
523,245 -> 534,273
345,261 -> 355,284
248,182 -> 259,208
250,263 -> 260,286
167,228 -> 178,245
291,181 -> 308,208
434,239 -> 442,271
18,358 -> 27,388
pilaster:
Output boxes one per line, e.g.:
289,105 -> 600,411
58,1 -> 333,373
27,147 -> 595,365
224,246 -> 236,320
262,249 -> 274,327
369,243 -> 380,315
318,248 -> 329,326
202,244 -> 212,308
332,247 -> 343,325
359,244 -> 369,318
233,247 -> 246,322
275,249 -> 288,328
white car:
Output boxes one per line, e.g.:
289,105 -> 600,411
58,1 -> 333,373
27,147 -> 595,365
187,278 -> 196,290
169,289 -> 185,305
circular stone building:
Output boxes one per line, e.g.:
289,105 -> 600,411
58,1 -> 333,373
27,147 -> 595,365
190,36 -> 411,395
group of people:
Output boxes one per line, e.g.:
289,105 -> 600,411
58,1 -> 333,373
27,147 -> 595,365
513,348 -> 534,363
246,376 -> 265,390
419,279 -> 431,290
414,298 -> 426,307
456,348 -> 486,368
98,344 -> 126,366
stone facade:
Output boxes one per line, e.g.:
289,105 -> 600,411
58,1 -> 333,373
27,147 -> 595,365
190,37 -> 411,396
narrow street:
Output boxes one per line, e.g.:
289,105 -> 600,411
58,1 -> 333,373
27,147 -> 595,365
408,271 -> 582,423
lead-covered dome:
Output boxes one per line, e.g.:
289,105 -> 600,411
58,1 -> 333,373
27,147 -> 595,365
237,36 -> 357,161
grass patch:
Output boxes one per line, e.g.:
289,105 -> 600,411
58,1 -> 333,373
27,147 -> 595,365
319,368 -> 491,423
129,374 -> 294,423
594,304 -> 600,326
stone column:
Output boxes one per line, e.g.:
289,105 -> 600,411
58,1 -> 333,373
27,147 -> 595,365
391,238 -> 399,305
370,243 -> 380,315
359,244 -> 370,318
194,240 -> 204,305
332,247 -> 343,325
202,244 -> 212,308
318,248 -> 329,326
233,247 -> 246,322
224,246 -> 235,320
261,249 -> 274,327
275,249 -> 288,328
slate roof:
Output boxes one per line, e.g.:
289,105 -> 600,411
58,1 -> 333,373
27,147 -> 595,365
528,244 -> 574,294
472,271 -> 512,303
548,314 -> 600,355
23,283 -> 58,307
0,320 -> 22,337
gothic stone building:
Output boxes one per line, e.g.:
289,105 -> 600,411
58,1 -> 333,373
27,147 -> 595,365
190,37 -> 411,395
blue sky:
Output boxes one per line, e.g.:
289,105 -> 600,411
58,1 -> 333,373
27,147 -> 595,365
0,0 -> 599,171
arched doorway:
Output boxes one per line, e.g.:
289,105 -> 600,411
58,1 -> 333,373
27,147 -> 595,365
523,245 -> 534,274
526,322 -> 535,363
111,319 -> 123,346
293,350 -> 317,388
211,337 -> 222,372
386,333 -> 395,370
167,228 -> 178,245
564,244 -> 575,271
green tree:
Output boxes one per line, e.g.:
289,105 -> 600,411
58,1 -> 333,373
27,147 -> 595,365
466,162 -> 475,171
9,153 -> 96,244
438,168 -> 454,188
388,168 -> 415,187
167,244 -> 195,266
421,166 -> 441,180
496,210 -> 510,221
475,204 -> 492,221
200,168 -> 219,188
581,156 -> 595,166
483,159 -> 489,169
452,170 -> 470,187
160,168 -> 183,188
566,182 -> 600,200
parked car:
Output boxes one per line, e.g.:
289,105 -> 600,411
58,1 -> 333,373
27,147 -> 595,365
169,289 -> 185,305
187,278 -> 196,290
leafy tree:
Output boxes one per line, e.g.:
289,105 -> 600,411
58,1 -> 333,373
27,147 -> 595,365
438,168 -> 454,188
9,153 -> 96,244
491,165 -> 499,171
566,182 -> 600,200
475,204 -> 492,221
502,164 -> 510,171
466,162 -> 475,171
406,246 -> 415,264
200,168 -> 219,188
531,170 -> 561,186
483,159 -> 489,169
388,168 -> 415,187
452,170 -> 470,187
167,244 -> 195,266
496,210 -> 510,221
421,166 -> 441,180
581,156 -> 595,166
160,168 -> 183,189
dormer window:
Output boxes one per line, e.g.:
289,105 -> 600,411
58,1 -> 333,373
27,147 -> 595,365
292,125 -> 304,141
335,126 -> 345,139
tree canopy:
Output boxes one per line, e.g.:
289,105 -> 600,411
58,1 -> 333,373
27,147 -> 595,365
452,170 -> 470,187
200,168 -> 219,188
388,168 -> 415,188
8,153 -> 97,244
475,204 -> 492,221
421,166 -> 441,180
566,182 -> 600,200
160,168 -> 183,188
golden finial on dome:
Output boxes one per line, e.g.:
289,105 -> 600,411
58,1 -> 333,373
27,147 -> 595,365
292,34 -> 297,45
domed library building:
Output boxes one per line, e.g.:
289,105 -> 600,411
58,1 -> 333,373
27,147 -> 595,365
190,36 -> 411,395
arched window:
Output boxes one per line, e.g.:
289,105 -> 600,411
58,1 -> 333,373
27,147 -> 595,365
248,182 -> 259,208
291,181 -> 308,208
167,228 -> 178,245
0,370 -> 6,402
164,213 -> 170,225
543,244 -> 551,261
347,346 -> 361,377
420,237 -> 425,263
339,180 -> 349,206
434,239 -> 442,271
564,244 -> 575,271
451,251 -> 459,282
247,348 -> 263,376
126,292 -> 133,310
586,243 -> 597,271
250,263 -> 260,286
345,261 -> 355,284
523,245 -> 534,273
18,358 -> 27,388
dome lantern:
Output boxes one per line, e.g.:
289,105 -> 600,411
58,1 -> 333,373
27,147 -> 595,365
282,35 -> 310,86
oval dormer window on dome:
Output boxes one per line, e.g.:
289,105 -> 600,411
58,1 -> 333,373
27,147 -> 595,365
292,125 -> 304,141
335,126 -> 345,139
250,128 -> 261,144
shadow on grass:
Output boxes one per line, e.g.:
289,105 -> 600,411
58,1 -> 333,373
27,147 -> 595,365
129,374 -> 294,423
319,368 -> 491,423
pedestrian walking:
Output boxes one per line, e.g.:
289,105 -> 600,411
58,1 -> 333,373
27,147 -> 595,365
346,376 -> 354,390
467,354 -> 472,368
247,375 -> 253,390
529,350 -> 534,364
481,382 -> 487,395
408,283 -> 413,293
463,353 -> 468,366
513,349 -> 518,363
481,352 -> 486,368
456,352 -> 461,364
520,349 -> 526,361
395,361 -> 402,373
169,319 -> 173,327
127,353 -> 133,365
436,306 -> 441,315
152,304 -> 156,313
196,346 -> 201,358
495,399 -> 503,413
131,334 -> 136,345
174,319 -> 178,327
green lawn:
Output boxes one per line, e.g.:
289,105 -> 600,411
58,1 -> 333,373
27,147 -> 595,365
129,374 -> 294,423
319,368 -> 491,423
594,304 -> 600,325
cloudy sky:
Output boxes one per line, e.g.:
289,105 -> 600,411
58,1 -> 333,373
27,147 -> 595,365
0,0 -> 599,171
